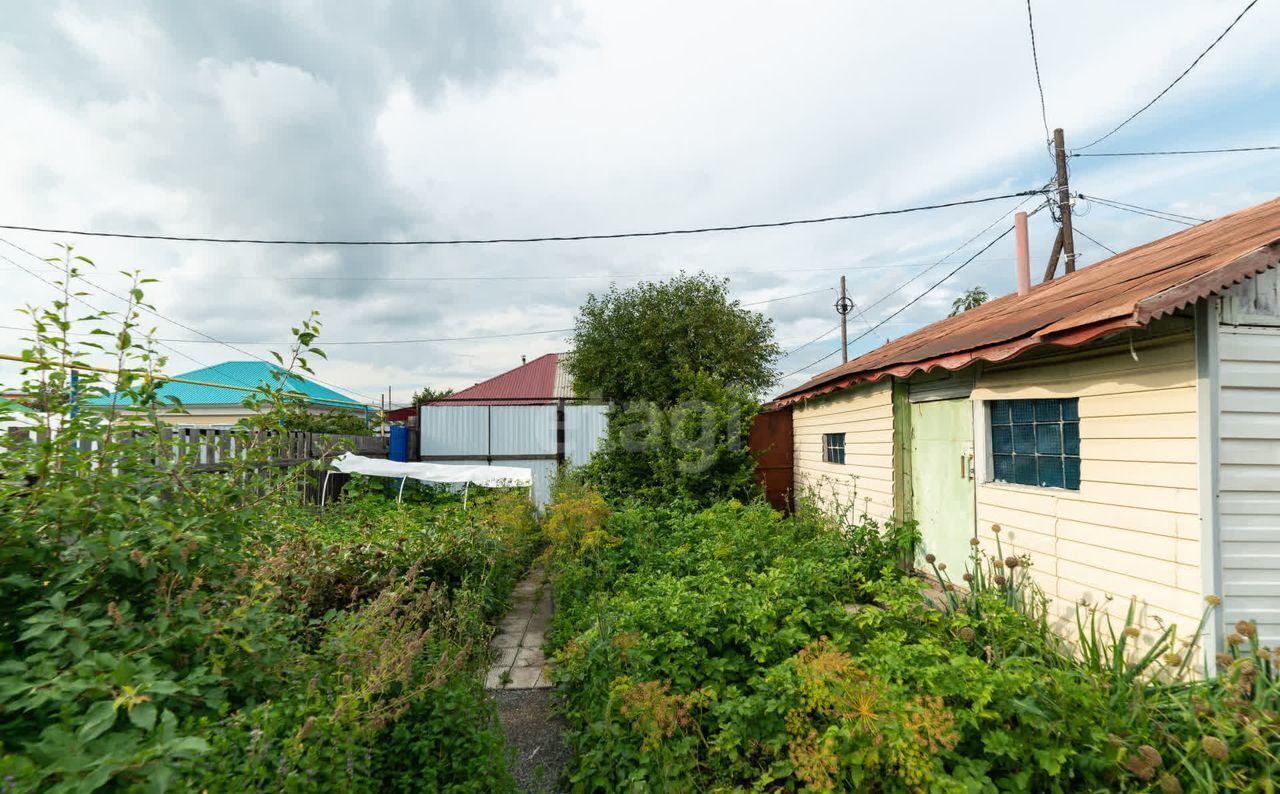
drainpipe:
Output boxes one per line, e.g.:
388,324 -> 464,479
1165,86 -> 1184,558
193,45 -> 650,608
1014,211 -> 1031,297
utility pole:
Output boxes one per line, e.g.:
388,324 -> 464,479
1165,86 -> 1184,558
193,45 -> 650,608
1045,127 -> 1076,281
836,276 -> 852,363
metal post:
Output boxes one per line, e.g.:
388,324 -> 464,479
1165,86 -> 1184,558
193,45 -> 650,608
835,277 -> 853,363
397,475 -> 408,504
320,470 -> 332,507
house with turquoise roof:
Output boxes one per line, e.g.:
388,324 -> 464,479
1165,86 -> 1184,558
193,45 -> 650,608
87,361 -> 369,427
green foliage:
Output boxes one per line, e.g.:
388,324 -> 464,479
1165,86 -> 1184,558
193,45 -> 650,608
567,272 -> 781,403
411,386 -> 455,406
545,489 -> 1279,792
0,255 -> 533,792
545,495 -> 918,790
371,674 -> 515,793
270,407 -> 372,435
949,285 -> 989,316
582,372 -> 762,508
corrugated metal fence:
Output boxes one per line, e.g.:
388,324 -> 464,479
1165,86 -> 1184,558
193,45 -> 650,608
419,402 -> 608,505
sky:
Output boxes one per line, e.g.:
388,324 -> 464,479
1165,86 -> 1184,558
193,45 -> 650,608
1,1 -> 1277,407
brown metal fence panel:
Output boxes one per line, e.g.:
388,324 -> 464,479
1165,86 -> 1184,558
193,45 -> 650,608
748,407 -> 794,513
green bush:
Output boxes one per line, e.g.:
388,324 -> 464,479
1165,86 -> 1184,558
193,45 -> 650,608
545,495 -> 918,790
545,484 -> 1278,791
0,267 -> 533,791
581,372 -> 761,508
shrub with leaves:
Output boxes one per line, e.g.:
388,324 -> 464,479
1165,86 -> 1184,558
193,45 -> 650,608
0,253 -> 533,792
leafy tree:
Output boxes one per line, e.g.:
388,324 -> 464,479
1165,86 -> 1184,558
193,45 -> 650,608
583,372 -> 760,507
271,406 -> 372,435
568,272 -> 781,404
412,386 -> 455,405
949,286 -> 989,317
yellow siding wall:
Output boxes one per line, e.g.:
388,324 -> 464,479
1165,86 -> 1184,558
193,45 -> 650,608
793,379 -> 895,522
972,334 -> 1203,638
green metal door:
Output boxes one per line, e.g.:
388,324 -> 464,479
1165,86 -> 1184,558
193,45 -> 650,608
909,398 -> 976,570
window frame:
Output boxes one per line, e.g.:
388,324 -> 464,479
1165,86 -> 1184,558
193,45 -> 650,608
822,432 -> 846,465
982,397 -> 1081,491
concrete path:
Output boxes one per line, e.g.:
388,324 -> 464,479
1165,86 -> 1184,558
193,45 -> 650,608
486,564 -> 569,791
486,564 -> 553,689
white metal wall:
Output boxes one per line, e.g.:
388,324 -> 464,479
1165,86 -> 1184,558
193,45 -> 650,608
419,406 -> 489,456
565,404 -> 609,466
490,406 -> 557,455
1218,321 -> 1280,647
418,403 -> 608,506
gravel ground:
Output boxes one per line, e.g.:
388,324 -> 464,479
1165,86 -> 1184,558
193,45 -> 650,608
491,689 -> 571,793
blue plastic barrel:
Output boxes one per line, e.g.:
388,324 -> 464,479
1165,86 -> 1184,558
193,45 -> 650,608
389,425 -> 409,462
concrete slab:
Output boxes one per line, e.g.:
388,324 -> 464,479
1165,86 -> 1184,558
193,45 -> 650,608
486,564 -> 554,691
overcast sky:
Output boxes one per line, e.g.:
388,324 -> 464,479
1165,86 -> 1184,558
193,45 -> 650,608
1,1 -> 1277,406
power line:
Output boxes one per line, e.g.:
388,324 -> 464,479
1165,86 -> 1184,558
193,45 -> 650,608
0,287 -> 830,348
1025,0 -> 1052,144
1073,226 -> 1118,255
1077,0 -> 1261,150
0,190 -> 1047,246
742,287 -> 833,307
844,193 -> 1047,325
781,324 -> 840,359
1071,145 -> 1280,158
0,239 -> 380,402
1077,194 -> 1205,225
0,322 -> 577,347
0,249 -> 284,399
0,259 -> 967,282
782,220 -> 1023,380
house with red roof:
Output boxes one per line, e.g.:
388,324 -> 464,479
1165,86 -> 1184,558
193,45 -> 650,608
402,352 -> 606,505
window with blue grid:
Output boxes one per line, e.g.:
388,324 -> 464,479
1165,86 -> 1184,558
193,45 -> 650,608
989,398 -> 1080,490
823,433 -> 845,464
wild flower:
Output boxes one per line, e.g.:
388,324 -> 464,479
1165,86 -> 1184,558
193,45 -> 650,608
1204,595 -> 1222,607
1200,735 -> 1229,761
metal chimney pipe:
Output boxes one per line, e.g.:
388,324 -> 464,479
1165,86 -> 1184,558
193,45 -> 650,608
1014,211 -> 1031,296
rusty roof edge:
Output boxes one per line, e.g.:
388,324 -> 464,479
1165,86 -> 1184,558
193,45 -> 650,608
767,316 -> 1143,410
1132,242 -> 1280,324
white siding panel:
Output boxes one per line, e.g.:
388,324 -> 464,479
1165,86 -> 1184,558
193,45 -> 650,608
565,404 -> 609,466
973,335 -> 1204,639
489,406 -> 557,455
419,406 -> 489,456
793,380 -> 896,522
1218,323 -> 1280,647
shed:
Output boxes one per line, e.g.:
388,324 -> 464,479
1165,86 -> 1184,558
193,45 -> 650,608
769,196 -> 1280,654
417,353 -> 608,506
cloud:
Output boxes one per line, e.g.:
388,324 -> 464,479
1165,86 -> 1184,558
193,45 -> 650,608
1,1 -> 1278,404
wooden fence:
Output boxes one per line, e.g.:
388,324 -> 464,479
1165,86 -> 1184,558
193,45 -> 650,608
3,426 -> 388,502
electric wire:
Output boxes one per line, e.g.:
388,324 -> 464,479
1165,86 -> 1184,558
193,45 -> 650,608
0,249 -> 286,400
1025,0 -> 1052,146
1073,226 -> 1118,255
0,190 -> 1048,246
781,218 -> 1025,380
0,287 -> 829,348
1071,145 -> 1280,158
0,239 -> 380,403
1077,194 -> 1206,225
0,259 -> 963,282
1077,0 -> 1261,150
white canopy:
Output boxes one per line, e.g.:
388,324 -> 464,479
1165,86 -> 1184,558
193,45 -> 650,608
328,452 -> 533,487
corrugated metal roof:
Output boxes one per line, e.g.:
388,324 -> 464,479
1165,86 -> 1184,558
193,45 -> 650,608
88,361 -> 362,408
437,353 -> 561,405
775,196 -> 1280,406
